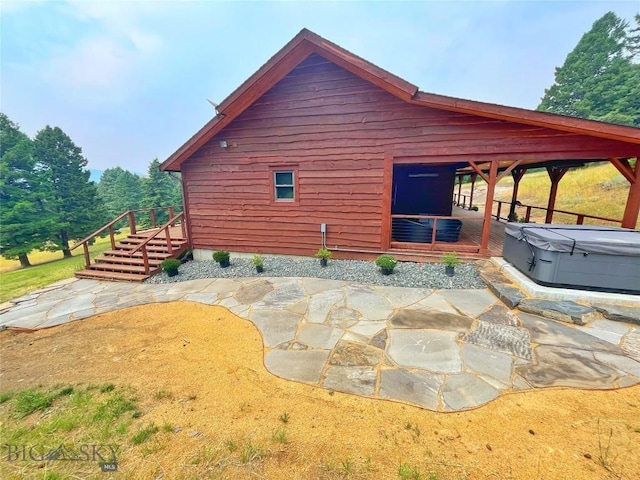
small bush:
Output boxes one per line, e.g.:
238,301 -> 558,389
160,258 -> 181,274
315,248 -> 332,260
252,255 -> 263,267
212,251 -> 230,264
442,253 -> 460,268
375,254 -> 397,272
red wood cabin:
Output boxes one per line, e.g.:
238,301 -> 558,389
161,29 -> 640,261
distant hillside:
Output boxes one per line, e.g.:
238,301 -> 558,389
462,162 -> 638,229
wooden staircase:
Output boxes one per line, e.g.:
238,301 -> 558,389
76,232 -> 188,282
72,207 -> 188,283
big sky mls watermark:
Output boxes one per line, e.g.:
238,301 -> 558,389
5,443 -> 119,472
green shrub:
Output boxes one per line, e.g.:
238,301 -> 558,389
161,258 -> 181,273
315,248 -> 332,260
442,253 -> 460,268
375,254 -> 397,272
212,251 -> 230,264
252,255 -> 263,267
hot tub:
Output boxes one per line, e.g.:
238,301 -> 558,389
503,224 -> 640,294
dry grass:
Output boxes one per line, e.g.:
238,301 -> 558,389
1,303 -> 639,480
493,163 -> 638,227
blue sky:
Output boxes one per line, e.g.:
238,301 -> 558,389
1,0 -> 638,175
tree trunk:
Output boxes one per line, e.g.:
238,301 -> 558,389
61,231 -> 72,258
18,253 -> 31,267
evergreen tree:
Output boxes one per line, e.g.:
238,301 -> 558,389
33,126 -> 105,257
142,158 -> 182,224
538,11 -> 640,126
0,114 -> 56,267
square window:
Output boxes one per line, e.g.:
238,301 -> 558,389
274,170 -> 295,201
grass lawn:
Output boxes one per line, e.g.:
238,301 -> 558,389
0,230 -> 129,304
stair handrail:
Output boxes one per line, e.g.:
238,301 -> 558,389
70,205 -> 184,270
128,211 -> 186,275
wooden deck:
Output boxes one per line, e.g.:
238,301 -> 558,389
389,207 -> 505,260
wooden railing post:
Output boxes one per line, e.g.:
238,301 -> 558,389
150,209 -> 156,228
108,225 -> 116,250
180,216 -> 187,239
165,227 -> 173,255
141,246 -> 150,275
495,201 -> 502,221
83,243 -> 90,269
524,207 -> 532,222
128,211 -> 137,235
168,206 -> 175,226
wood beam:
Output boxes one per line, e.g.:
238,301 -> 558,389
621,158 -> 640,228
457,175 -> 463,206
380,154 -> 393,250
469,173 -> 478,210
508,169 -> 526,221
467,160 -> 489,183
545,166 -> 569,224
480,160 -> 499,251
496,159 -> 524,183
610,157 -> 636,184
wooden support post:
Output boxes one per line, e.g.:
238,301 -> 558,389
150,209 -> 156,228
128,211 -> 137,235
545,166 -> 569,224
457,175 -> 463,206
165,227 -> 173,255
108,225 -> 116,250
469,173 -> 477,210
180,215 -> 187,239
141,246 -> 150,275
621,159 -> 640,228
380,155 -> 393,250
83,243 -> 90,269
168,206 -> 175,226
480,160 -> 498,252
508,169 -> 526,221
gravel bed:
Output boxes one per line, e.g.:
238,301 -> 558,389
145,256 -> 487,289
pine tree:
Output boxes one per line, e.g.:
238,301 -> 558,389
33,126 -> 105,257
538,11 -> 639,126
142,158 -> 182,224
0,114 -> 56,267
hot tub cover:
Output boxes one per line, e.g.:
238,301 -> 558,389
504,224 -> 640,256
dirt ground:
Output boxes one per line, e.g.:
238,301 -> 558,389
1,302 -> 639,479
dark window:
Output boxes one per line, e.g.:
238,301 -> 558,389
274,171 -> 295,201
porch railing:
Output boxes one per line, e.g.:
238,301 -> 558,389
128,211 -> 186,275
453,193 -> 622,226
70,205 -> 185,269
390,214 -> 484,252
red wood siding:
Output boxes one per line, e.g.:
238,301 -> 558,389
182,54 -> 638,257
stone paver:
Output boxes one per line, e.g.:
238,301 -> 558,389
593,304 -> 640,326
1,275 -> 639,413
387,330 -> 462,373
264,349 -> 329,383
441,374 -> 500,411
437,289 -> 497,317
379,369 -> 442,410
322,366 -> 376,395
519,299 -> 598,325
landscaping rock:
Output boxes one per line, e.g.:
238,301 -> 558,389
518,299 -> 597,325
329,340 -> 383,367
390,309 -> 474,332
593,304 -> 640,326
487,282 -> 526,309
464,321 -> 532,360
478,304 -> 521,327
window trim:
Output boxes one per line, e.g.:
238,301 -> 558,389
270,165 -> 299,205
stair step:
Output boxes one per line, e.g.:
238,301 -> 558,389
75,270 -> 149,282
94,256 -> 163,266
89,263 -> 157,274
102,249 -> 171,259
